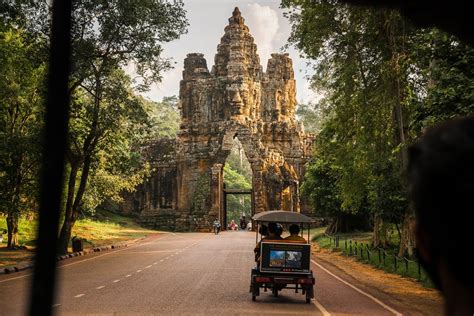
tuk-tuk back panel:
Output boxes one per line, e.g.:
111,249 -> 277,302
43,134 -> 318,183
259,242 -> 311,274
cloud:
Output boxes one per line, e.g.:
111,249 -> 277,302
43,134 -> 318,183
244,3 -> 280,67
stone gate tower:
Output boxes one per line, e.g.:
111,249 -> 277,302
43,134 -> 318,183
122,8 -> 314,231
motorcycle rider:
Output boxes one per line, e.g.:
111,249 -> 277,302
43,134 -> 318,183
212,218 -> 221,235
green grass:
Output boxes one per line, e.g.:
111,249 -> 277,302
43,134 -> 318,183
72,210 -> 158,248
0,216 -> 38,246
309,226 -> 327,240
313,230 -> 434,288
0,210 -> 160,267
0,210 -> 157,248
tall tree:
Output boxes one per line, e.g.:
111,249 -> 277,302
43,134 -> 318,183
282,0 -> 474,256
57,0 -> 188,254
281,0 -> 412,251
0,25 -> 44,247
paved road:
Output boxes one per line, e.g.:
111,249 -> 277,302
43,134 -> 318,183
0,231 -> 403,315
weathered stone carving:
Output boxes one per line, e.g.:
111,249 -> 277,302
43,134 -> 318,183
124,7 -> 314,231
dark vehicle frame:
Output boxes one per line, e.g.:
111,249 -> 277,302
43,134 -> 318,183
250,210 -> 315,303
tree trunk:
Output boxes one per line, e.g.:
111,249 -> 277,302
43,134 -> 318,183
6,213 -> 19,248
398,211 -> 416,257
381,12 -> 416,258
72,154 -> 92,215
372,214 -> 389,248
58,163 -> 79,254
7,168 -> 22,249
372,214 -> 381,247
58,154 -> 93,254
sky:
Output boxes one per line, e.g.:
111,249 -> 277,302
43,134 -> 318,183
142,0 -> 317,104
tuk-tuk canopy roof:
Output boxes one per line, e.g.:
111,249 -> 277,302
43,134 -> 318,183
252,210 -> 315,223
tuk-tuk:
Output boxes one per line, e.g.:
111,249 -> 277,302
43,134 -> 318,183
250,210 -> 315,303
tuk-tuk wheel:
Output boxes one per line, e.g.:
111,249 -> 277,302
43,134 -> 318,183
305,286 -> 314,303
251,280 -> 259,300
272,287 -> 279,297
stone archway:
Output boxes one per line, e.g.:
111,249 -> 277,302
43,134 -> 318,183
208,126 -> 265,228
125,8 -> 314,231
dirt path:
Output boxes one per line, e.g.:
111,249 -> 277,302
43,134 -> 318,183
313,246 -> 443,315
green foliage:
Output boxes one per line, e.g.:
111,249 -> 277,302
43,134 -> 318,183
223,163 -> 252,221
223,165 -> 251,190
284,2 -> 399,219
69,0 -> 188,90
1,0 -> 188,252
409,29 -> 474,134
53,0 -> 188,252
296,102 -> 323,134
0,214 -> 37,246
68,68 -> 151,215
301,156 -> 340,218
0,24 -> 45,246
223,138 -> 252,222
143,96 -> 180,139
283,0 -> 473,242
226,195 -> 251,224
224,138 -> 252,182
0,0 -> 188,250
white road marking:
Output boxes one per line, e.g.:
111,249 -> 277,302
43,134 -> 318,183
96,286 -> 105,290
153,262 -> 158,264
123,250 -> 177,254
113,279 -> 120,283
312,298 -> 331,316
145,265 -> 152,269
0,235 -> 209,291
0,274 -> 32,284
0,234 -> 176,284
125,274 -> 132,278
52,304 -> 61,308
74,294 -> 85,298
175,252 -> 179,254
136,270 -> 142,273
160,259 -> 164,262
311,259 -> 402,316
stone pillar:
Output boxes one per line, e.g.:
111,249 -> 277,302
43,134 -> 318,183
251,163 -> 267,214
210,163 -> 223,221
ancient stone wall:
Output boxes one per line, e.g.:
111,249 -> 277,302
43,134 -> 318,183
128,8 -> 314,231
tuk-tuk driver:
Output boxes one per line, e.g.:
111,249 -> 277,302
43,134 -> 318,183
284,224 -> 307,243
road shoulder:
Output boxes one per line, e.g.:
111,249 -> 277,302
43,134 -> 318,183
312,248 -> 443,315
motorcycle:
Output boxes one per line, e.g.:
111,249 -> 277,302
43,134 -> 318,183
213,222 -> 221,235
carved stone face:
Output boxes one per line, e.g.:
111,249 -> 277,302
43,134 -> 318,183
228,81 -> 249,116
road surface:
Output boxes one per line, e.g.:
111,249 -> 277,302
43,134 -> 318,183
0,231 -> 404,315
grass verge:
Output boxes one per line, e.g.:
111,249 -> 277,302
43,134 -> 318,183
0,210 -> 159,267
312,228 -> 434,288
